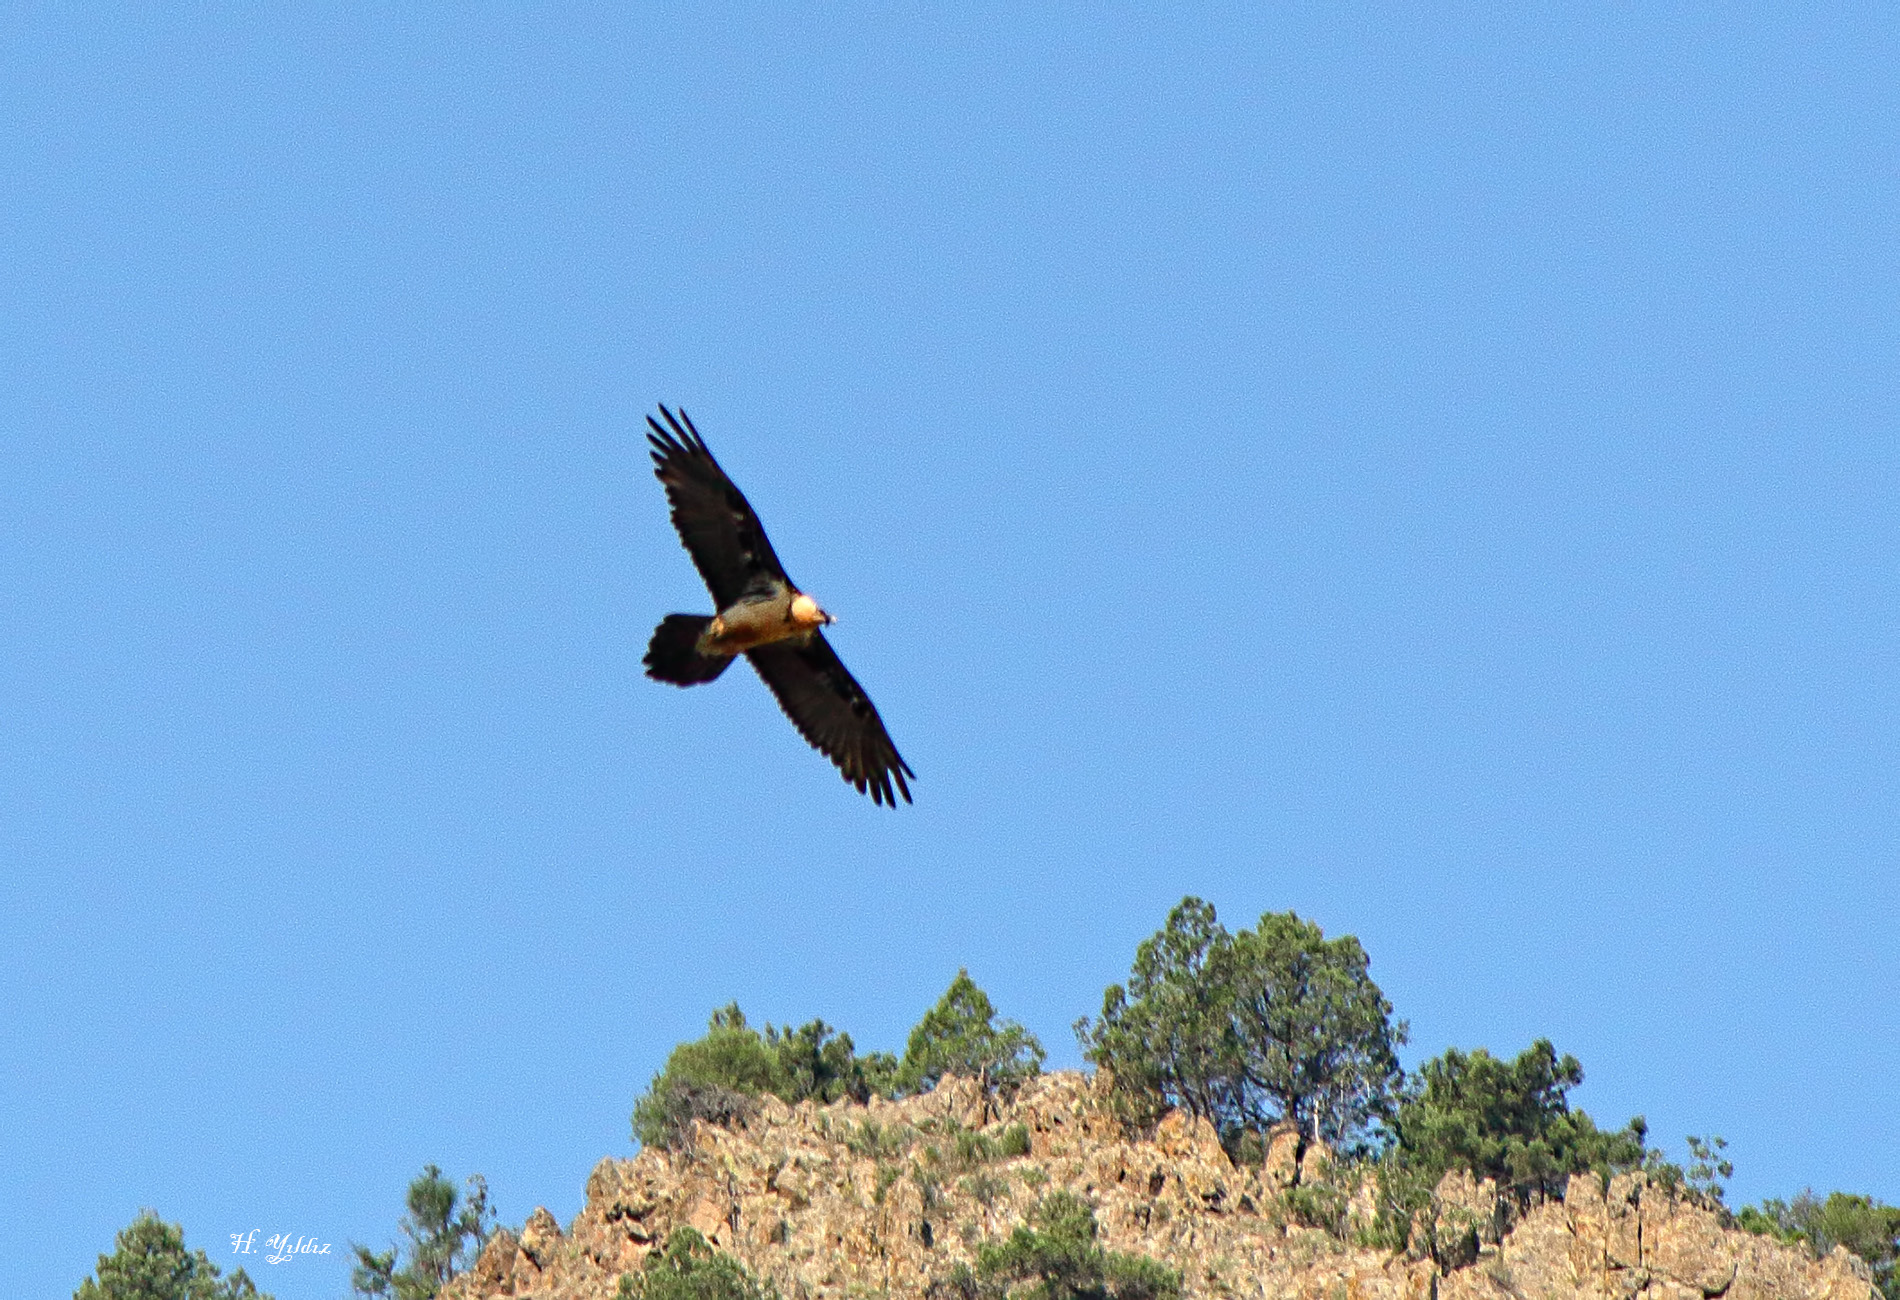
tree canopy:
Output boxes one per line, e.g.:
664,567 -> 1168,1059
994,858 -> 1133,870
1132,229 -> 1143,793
766,1016 -> 901,1105
1078,898 -> 1405,1154
76,1213 -> 268,1300
900,970 -> 1046,1097
635,979 -> 1043,1148
1389,1040 -> 1648,1204
350,1164 -> 494,1300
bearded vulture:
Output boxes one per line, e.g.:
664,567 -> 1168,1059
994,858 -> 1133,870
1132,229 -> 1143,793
642,406 -> 914,806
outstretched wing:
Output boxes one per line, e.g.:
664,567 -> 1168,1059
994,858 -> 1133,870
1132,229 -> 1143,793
747,636 -> 914,807
647,406 -> 791,609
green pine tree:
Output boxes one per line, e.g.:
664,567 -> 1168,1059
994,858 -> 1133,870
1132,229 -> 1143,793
350,1164 -> 494,1300
899,970 -> 1046,1103
1079,898 -> 1406,1155
75,1211 -> 270,1300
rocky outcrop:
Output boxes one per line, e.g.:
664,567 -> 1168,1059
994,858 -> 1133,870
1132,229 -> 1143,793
443,1072 -> 1874,1300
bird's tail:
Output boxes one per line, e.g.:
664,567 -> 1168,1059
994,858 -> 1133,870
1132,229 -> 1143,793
644,614 -> 735,686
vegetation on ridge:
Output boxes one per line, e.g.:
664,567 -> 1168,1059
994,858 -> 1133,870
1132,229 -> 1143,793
899,969 -> 1047,1101
633,971 -> 1046,1151
617,1228 -> 779,1300
930,1192 -> 1181,1300
1740,1193 -> 1900,1300
631,1003 -> 900,1149
78,895 -> 1900,1299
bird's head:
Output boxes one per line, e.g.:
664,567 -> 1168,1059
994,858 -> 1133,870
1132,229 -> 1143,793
789,592 -> 834,627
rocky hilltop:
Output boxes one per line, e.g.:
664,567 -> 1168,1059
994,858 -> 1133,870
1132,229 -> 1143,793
445,1072 -> 1875,1300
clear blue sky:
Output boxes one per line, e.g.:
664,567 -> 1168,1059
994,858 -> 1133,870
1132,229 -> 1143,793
4,7 -> 1895,1298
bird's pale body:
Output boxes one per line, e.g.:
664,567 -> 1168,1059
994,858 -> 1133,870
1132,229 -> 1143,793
699,590 -> 831,657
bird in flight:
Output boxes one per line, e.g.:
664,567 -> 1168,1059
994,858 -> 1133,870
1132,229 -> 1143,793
642,406 -> 914,806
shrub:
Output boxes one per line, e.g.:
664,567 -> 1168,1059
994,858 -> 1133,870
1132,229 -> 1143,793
916,1121 -> 1033,1174
956,1126 -> 1024,1165
961,1171 -> 1010,1209
618,1228 -> 778,1300
1739,1191 -> 1900,1300
1388,1041 -> 1647,1207
633,1004 -> 900,1149
634,1079 -> 762,1151
842,1118 -> 916,1159
942,1191 -> 1181,1300
996,1123 -> 1033,1158
1282,1175 -> 1352,1238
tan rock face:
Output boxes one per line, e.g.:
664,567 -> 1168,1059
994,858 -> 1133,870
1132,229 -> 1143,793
439,1073 -> 1873,1300
1263,1122 -> 1304,1191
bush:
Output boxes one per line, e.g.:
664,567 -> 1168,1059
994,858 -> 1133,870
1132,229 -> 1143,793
633,1004 -> 900,1149
767,1017 -> 900,1104
1389,1041 -> 1648,1207
1363,1041 -> 1654,1262
957,1123 -> 1032,1165
634,1079 -> 763,1152
76,1212 -> 270,1300
1738,1191 -> 1900,1300
1078,898 -> 1406,1157
996,1122 -> 1033,1158
931,1192 -> 1181,1300
841,1117 -> 916,1159
633,978 -> 1042,1150
618,1228 -> 778,1300
1282,1175 -> 1352,1238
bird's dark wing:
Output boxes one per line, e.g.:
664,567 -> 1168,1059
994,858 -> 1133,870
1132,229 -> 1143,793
747,636 -> 914,807
647,406 -> 791,609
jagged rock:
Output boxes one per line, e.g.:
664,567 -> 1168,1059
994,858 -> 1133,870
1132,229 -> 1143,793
469,1227 -> 519,1296
506,1208 -> 562,1292
442,1073 -> 1875,1300
1300,1137 -> 1333,1186
520,1208 -> 563,1260
1263,1121 -> 1304,1190
1434,1166 -> 1505,1263
925,1073 -> 988,1128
